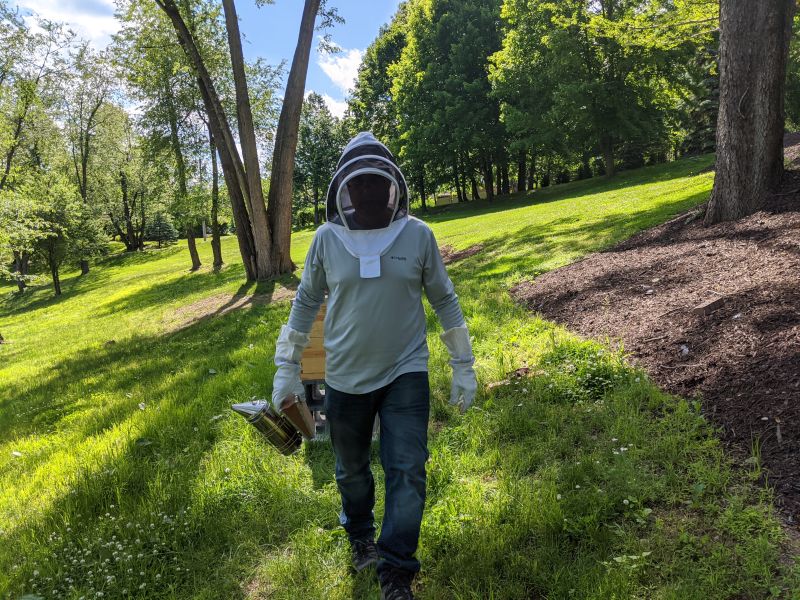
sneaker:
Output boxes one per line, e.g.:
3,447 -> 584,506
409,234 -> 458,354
351,537 -> 379,572
379,567 -> 415,600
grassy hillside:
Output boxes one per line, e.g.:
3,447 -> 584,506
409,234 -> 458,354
1,155 -> 796,599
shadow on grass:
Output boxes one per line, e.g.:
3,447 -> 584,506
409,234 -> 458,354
0,301 -> 342,598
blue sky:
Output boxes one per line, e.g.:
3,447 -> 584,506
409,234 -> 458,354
13,0 -> 402,117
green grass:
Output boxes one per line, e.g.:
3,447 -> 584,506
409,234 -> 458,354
1,155 -> 797,599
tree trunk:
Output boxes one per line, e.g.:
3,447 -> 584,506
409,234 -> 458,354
470,172 -> 480,201
197,77 -> 257,279
266,0 -> 321,275
501,162 -> 510,195
210,128 -> 223,269
138,191 -> 146,251
705,0 -> 795,224
483,157 -> 495,202
458,155 -> 468,202
120,171 -> 138,251
528,154 -> 536,190
156,0 -> 257,280
13,250 -> 28,292
186,225 -> 201,271
313,186 -> 321,225
166,86 -> 201,271
222,0 -> 273,279
517,150 -> 526,193
49,249 -> 61,296
418,170 -> 427,211
453,159 -> 464,203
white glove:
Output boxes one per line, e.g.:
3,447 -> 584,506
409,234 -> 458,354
440,325 -> 478,413
271,324 -> 311,412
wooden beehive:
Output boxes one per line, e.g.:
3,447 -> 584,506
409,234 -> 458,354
300,303 -> 326,381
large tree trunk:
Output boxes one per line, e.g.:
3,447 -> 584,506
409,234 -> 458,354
209,128 -> 223,269
705,0 -> 795,224
501,162 -> 510,195
156,0 -> 258,280
197,77 -> 257,279
266,0 -> 321,274
222,0 -> 272,278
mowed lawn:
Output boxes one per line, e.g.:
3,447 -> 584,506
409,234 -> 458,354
1,154 -> 797,599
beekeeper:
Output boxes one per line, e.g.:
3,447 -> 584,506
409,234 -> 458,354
271,132 -> 477,600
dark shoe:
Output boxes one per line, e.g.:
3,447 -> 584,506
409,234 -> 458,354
351,537 -> 379,572
379,567 -> 415,600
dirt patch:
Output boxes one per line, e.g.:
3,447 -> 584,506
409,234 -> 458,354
511,173 -> 800,520
440,243 -> 484,264
165,287 -> 296,332
785,132 -> 800,170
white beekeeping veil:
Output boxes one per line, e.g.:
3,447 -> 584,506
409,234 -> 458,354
325,132 -> 410,278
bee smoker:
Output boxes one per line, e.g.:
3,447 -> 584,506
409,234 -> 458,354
231,395 -> 316,456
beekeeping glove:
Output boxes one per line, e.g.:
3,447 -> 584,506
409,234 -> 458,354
271,324 -> 311,412
440,325 -> 478,413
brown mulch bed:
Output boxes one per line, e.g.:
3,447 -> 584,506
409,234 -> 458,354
511,172 -> 800,521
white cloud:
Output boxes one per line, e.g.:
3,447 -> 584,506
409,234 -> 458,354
317,45 -> 364,95
305,89 -> 347,119
320,93 -> 347,119
16,0 -> 120,49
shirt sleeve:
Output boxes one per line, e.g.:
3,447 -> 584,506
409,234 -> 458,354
422,225 -> 466,331
287,230 -> 327,334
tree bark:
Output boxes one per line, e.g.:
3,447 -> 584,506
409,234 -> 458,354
13,250 -> 28,292
483,157 -> 495,202
266,0 -> 321,275
197,77 -> 257,279
470,172 -> 480,201
48,248 -> 61,296
209,129 -> 223,269
705,0 -> 796,224
418,170 -> 427,211
517,150 -> 526,193
156,0 -> 257,279
186,225 -> 201,271
222,0 -> 272,278
501,162 -> 510,195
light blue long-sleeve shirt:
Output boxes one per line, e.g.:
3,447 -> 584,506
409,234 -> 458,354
287,216 -> 466,394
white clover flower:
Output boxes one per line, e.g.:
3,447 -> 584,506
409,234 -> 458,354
139,583 -> 146,589
556,494 -> 562,500
623,499 -> 630,505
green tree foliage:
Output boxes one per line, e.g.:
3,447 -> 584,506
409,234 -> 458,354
146,211 -> 179,247
293,92 -> 346,227
351,0 -> 719,196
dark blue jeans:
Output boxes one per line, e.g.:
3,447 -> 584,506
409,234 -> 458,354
324,370 -> 430,576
